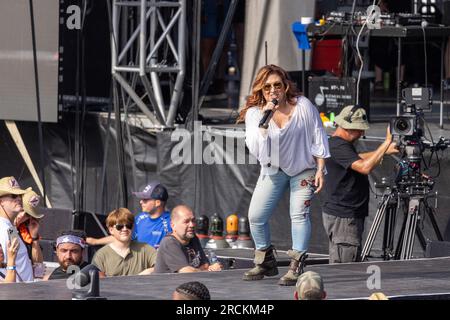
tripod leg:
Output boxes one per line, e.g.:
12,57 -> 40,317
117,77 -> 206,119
405,211 -> 419,259
414,201 -> 428,251
425,201 -> 444,241
383,205 -> 397,260
413,200 -> 443,253
400,198 -> 420,260
394,202 -> 407,259
361,194 -> 391,261
416,227 -> 427,251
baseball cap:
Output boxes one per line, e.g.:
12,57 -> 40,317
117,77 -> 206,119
334,105 -> 370,130
22,189 -> 45,219
0,176 -> 28,197
296,271 -> 325,300
133,181 -> 168,201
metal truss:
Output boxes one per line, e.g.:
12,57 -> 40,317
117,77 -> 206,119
111,0 -> 186,128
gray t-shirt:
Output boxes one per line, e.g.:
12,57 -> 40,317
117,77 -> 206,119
154,235 -> 208,273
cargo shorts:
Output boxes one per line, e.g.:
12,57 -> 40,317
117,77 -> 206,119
322,212 -> 365,264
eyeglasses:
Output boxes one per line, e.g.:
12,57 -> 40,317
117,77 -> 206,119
115,224 -> 133,231
262,81 -> 283,92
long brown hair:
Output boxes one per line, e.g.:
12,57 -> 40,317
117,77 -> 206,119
237,64 -> 301,123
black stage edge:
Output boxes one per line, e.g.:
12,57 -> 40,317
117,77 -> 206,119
1,257 -> 450,300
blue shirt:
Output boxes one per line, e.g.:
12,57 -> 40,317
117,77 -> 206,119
132,211 -> 172,249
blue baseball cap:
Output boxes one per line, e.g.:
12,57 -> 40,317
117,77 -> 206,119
133,181 -> 168,201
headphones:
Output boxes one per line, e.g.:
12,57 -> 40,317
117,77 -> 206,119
344,105 -> 366,123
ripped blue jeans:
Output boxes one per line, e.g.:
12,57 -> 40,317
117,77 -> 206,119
248,168 -> 316,252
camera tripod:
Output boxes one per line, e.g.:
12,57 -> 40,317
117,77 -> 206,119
361,187 -> 443,261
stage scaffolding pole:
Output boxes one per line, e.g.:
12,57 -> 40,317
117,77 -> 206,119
111,0 -> 187,129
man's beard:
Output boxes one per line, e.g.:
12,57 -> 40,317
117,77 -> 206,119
60,258 -> 81,271
143,205 -> 158,215
182,230 -> 195,241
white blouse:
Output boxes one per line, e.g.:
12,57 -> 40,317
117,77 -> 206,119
245,96 -> 330,176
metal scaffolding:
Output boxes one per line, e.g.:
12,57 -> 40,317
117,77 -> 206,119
111,0 -> 186,128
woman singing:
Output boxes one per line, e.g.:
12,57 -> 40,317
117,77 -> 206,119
237,65 -> 330,285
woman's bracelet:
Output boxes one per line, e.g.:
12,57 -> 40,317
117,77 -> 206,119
6,265 -> 16,271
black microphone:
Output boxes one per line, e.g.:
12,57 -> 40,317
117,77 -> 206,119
258,99 -> 278,129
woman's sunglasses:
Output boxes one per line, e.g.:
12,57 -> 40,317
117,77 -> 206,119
263,81 -> 283,92
115,223 -> 133,231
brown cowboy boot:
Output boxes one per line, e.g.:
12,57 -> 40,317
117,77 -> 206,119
277,249 -> 308,286
242,245 -> 278,281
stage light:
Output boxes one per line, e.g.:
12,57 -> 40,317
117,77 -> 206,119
226,213 -> 238,236
226,213 -> 239,247
209,213 -> 224,237
419,0 -> 438,17
236,216 -> 254,249
205,213 -> 230,249
195,215 -> 210,248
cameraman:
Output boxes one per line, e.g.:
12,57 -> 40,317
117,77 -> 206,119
322,106 -> 398,263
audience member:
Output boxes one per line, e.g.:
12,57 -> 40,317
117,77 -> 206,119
0,176 -> 33,282
87,182 -> 171,249
172,281 -> 211,300
154,205 -> 222,273
14,189 -> 44,264
132,182 -> 171,248
294,271 -> 326,300
46,230 -> 89,280
0,238 -> 20,283
92,208 -> 157,276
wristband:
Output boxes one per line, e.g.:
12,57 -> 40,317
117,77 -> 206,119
6,266 -> 16,271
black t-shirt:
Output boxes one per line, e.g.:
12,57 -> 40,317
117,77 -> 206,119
154,235 -> 208,273
322,136 -> 369,218
48,261 -> 89,280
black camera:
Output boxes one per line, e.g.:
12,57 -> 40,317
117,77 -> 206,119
390,88 -> 430,138
390,115 -> 417,137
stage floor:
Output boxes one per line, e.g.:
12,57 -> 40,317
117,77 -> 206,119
214,248 -> 329,268
2,257 -> 450,300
